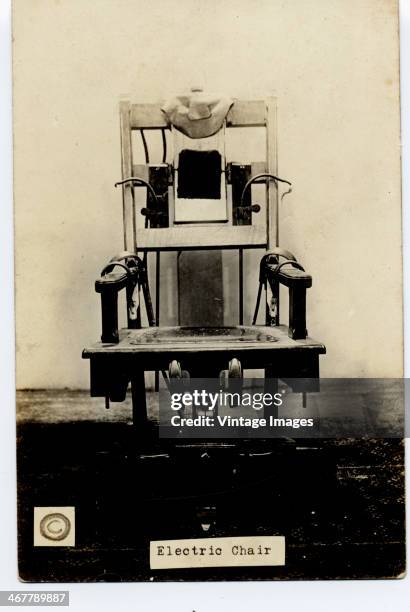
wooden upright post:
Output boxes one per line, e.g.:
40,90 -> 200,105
266,97 -> 280,324
119,100 -> 135,251
266,97 -> 279,249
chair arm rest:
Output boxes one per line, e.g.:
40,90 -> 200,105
95,258 -> 139,343
265,260 -> 312,288
264,258 -> 312,340
95,270 -> 129,293
275,265 -> 312,289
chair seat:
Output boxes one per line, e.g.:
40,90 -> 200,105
83,324 -> 325,357
83,325 -> 325,401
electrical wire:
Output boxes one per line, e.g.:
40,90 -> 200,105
114,177 -> 159,207
140,129 -> 149,163
161,128 -> 167,163
240,173 -> 292,208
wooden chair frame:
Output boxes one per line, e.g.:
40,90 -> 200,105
83,96 -> 326,425
119,98 -> 279,252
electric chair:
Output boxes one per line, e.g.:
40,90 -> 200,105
82,89 -> 326,429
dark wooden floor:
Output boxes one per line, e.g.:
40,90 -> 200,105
17,390 -> 405,582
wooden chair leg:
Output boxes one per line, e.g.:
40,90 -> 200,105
131,370 -> 147,428
264,366 -> 279,420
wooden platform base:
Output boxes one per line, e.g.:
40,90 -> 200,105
16,391 -> 405,582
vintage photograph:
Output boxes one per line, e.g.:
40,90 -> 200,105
13,0 -> 404,581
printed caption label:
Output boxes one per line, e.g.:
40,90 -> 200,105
150,536 -> 285,569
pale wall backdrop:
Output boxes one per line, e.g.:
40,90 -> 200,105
14,0 -> 402,388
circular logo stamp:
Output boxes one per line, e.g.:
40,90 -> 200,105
39,512 -> 71,541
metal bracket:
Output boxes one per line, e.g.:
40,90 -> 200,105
228,163 -> 253,225
145,165 -> 170,228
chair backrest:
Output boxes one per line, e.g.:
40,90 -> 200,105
118,97 -> 279,254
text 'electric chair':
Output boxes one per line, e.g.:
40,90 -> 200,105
82,89 -> 326,428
